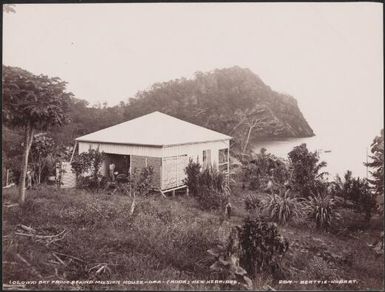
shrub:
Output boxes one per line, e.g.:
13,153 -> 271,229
184,159 -> 201,196
119,166 -> 154,197
196,187 -> 228,211
71,148 -> 103,178
77,174 -> 108,191
71,148 -> 104,190
131,166 -> 154,196
243,162 -> 262,190
184,162 -> 230,210
115,166 -> 154,216
356,186 -> 377,222
239,216 -> 289,278
305,193 -> 341,230
199,166 -> 229,193
307,255 -> 336,280
244,194 -> 262,212
208,226 -> 252,290
261,189 -> 305,225
332,172 -> 377,222
243,148 -> 290,191
331,170 -> 354,204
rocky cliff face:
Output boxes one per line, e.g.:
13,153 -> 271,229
124,66 -> 314,152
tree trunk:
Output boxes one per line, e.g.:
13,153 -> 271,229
129,193 -> 136,216
19,124 -> 34,205
242,125 -> 255,154
38,161 -> 42,185
229,117 -> 247,134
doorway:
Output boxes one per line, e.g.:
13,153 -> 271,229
105,154 -> 130,177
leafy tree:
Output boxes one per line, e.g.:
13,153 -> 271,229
239,106 -> 269,153
2,126 -> 24,184
49,97 -> 126,147
365,129 -> 384,198
347,177 -> 376,222
354,180 -> 377,222
30,133 -> 55,184
71,148 -> 104,189
332,170 -> 354,205
243,148 -> 290,190
332,171 -> 377,222
288,143 -> 328,197
2,66 -> 72,204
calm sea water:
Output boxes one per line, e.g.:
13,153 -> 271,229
252,129 -> 376,179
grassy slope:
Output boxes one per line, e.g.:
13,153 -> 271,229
3,186 -> 228,290
230,185 -> 384,291
2,185 -> 384,291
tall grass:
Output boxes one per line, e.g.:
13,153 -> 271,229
2,186 -> 225,290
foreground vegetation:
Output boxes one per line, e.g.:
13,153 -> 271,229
2,179 -> 383,291
3,186 -> 225,290
3,131 -> 384,291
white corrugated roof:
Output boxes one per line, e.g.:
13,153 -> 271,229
76,111 -> 231,147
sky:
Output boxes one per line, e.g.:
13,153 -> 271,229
3,2 -> 383,141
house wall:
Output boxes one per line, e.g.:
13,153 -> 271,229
161,155 -> 188,190
161,139 -> 230,190
78,141 -> 163,157
131,155 -> 162,189
78,140 -> 230,166
163,140 -> 230,166
78,142 -> 162,179
78,139 -> 230,191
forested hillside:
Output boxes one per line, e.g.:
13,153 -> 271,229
56,66 -> 313,149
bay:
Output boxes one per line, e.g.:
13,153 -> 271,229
252,129 -> 377,179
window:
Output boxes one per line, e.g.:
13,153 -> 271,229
218,148 -> 229,173
219,148 -> 229,164
202,149 -> 211,167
